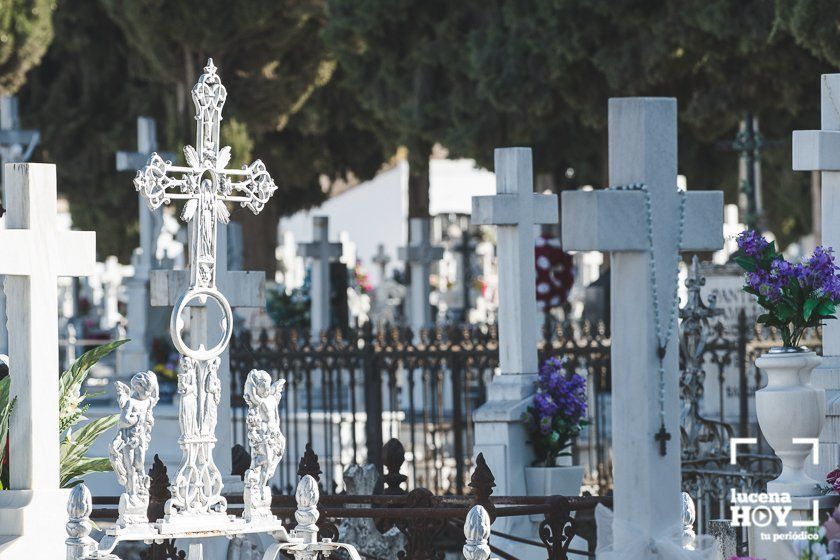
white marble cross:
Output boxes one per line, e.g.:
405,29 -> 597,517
469,149 -> 558,555
373,242 -> 390,282
562,98 -> 722,547
117,116 -> 174,270
793,73 -> 840,479
473,148 -> 557,382
298,215 -> 341,337
0,164 -> 96,490
398,218 -> 444,336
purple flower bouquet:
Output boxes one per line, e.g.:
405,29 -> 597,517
734,230 -> 840,348
522,357 -> 589,467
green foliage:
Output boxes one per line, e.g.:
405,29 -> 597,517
0,0 -> 55,94
0,340 -> 126,489
10,0 -> 840,259
18,0 -> 386,271
59,339 -> 127,487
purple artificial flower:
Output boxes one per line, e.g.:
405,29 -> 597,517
746,269 -> 783,301
798,246 -> 840,301
736,230 -> 769,258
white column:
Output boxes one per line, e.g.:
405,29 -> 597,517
118,247 -> 150,375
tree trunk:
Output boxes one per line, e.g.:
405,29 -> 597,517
407,141 -> 431,222
237,203 -> 279,277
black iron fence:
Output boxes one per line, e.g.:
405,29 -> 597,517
229,321 -> 612,495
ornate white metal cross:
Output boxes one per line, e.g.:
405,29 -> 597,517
135,59 -> 277,360
133,59 -> 278,527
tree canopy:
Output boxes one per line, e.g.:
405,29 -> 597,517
0,0 -> 54,95
9,0 -> 840,267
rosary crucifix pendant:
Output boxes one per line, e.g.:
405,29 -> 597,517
654,346 -> 671,456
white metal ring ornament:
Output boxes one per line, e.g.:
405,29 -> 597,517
170,287 -> 233,361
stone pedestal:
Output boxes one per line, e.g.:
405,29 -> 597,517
805,356 -> 840,482
749,494 -> 839,560
0,489 -> 72,558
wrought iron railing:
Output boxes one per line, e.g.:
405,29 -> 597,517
229,321 -> 612,495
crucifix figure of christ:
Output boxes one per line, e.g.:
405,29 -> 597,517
134,59 -> 278,528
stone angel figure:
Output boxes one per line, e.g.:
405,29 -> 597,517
242,369 -> 286,521
109,371 -> 159,527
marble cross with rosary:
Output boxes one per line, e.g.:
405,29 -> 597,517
134,59 -> 278,528
561,98 -> 722,545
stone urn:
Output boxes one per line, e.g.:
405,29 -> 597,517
755,348 -> 824,496
524,455 -> 584,522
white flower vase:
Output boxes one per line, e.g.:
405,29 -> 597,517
755,348 -> 824,496
524,455 -> 584,522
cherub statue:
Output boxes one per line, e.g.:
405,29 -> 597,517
242,369 -> 286,521
109,371 -> 159,526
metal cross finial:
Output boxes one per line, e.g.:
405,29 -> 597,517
134,60 -> 278,360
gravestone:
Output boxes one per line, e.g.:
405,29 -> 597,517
793,73 -> 840,481
298,216 -> 341,337
471,148 -> 558,557
373,243 -> 390,283
562,98 -> 722,552
398,217 -> 444,337
0,96 -> 40,356
116,117 -> 174,376
0,163 -> 96,558
696,262 -> 762,424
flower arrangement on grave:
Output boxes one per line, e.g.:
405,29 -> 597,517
522,356 -> 589,466
0,340 -> 126,489
534,235 -> 574,311
734,230 -> 840,348
354,264 -> 374,295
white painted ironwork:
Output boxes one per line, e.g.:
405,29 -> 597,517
243,369 -> 286,522
65,484 -> 96,560
133,59 -> 278,527
463,505 -> 492,560
65,58 -> 360,560
263,475 -> 363,560
109,371 -> 160,527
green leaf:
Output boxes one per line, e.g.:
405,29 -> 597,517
804,299 -> 820,322
817,302 -> 836,317
734,256 -> 757,272
776,303 -> 794,322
